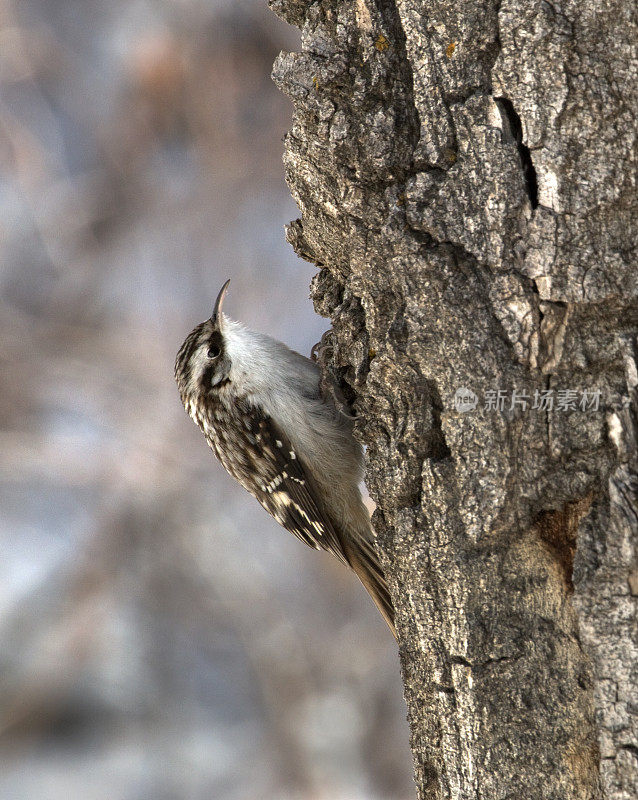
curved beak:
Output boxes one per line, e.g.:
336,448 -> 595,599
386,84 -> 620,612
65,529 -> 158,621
211,279 -> 230,329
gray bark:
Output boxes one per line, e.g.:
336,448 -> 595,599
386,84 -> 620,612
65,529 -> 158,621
269,1 -> 637,798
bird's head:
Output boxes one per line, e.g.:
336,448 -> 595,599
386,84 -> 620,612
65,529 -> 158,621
174,279 -> 233,404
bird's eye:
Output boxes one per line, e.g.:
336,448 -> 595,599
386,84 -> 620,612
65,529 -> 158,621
207,343 -> 221,359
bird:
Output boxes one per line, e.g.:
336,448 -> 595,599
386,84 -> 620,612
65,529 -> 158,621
174,280 -> 396,637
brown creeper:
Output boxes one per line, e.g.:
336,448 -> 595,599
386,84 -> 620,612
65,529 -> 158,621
174,280 -> 395,637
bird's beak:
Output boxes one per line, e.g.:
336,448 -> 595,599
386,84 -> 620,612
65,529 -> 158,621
211,279 -> 230,330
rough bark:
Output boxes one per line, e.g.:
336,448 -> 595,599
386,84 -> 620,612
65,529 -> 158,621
269,1 -> 637,798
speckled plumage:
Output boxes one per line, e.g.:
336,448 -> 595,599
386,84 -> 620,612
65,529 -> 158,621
174,282 -> 395,636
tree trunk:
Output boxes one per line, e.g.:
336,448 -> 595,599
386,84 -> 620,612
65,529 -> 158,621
269,0 -> 637,798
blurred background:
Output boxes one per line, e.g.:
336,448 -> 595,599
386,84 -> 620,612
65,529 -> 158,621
0,1 -> 413,798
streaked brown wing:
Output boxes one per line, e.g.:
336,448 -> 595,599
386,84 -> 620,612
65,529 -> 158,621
233,403 -> 348,566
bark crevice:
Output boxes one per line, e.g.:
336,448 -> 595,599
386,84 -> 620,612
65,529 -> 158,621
495,96 -> 540,209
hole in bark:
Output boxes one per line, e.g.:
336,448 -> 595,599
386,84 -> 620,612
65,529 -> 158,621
495,97 -> 539,209
534,492 -> 595,591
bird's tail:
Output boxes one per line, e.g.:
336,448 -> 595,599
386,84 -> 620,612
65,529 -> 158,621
344,535 -> 396,639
